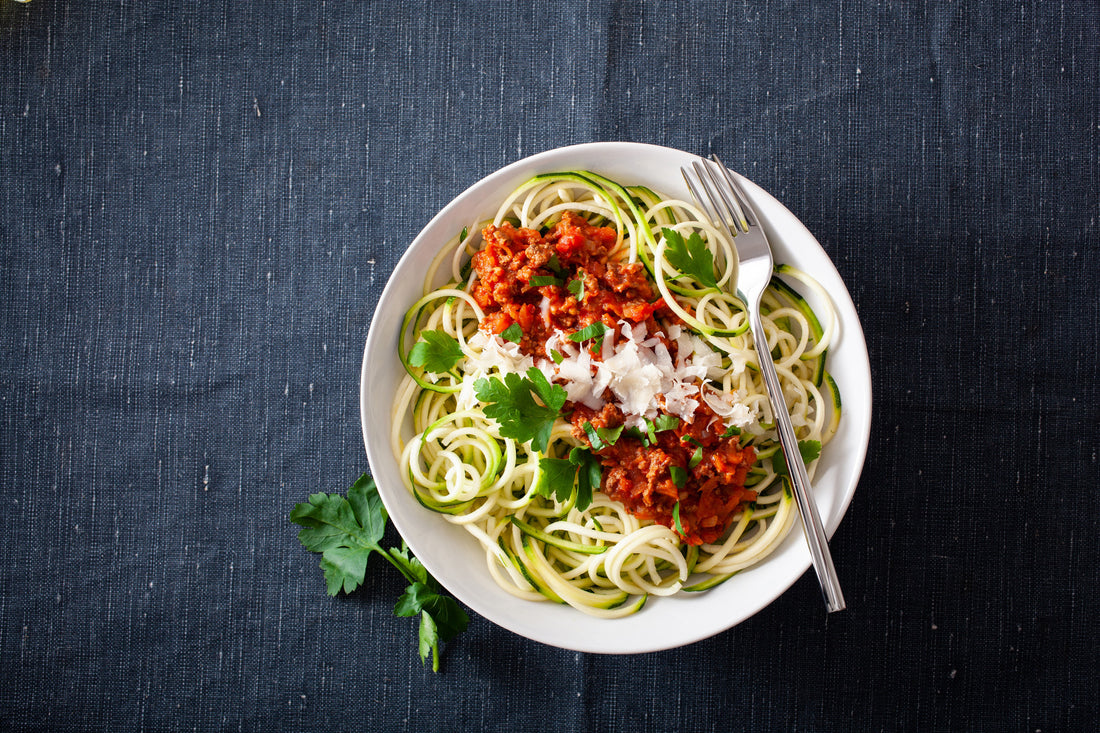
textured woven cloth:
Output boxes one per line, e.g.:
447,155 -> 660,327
1,1 -> 1097,730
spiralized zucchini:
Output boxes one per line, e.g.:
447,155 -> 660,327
391,171 -> 840,617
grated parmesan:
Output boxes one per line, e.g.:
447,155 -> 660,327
460,321 -> 758,432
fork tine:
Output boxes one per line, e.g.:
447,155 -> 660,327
709,154 -> 756,229
700,156 -> 750,233
681,163 -> 732,244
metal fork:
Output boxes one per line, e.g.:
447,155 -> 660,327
682,155 -> 846,613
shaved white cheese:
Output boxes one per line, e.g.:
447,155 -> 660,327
465,331 -> 534,376
461,320 -> 759,431
702,387 -> 756,429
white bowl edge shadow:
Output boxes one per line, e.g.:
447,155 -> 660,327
361,142 -> 872,654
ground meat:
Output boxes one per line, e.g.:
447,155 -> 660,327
470,212 -> 670,355
570,400 -> 756,546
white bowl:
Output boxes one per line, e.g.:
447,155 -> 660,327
361,142 -> 872,653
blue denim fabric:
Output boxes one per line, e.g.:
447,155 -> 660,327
1,0 -> 1097,730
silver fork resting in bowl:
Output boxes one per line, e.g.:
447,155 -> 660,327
681,155 -> 846,613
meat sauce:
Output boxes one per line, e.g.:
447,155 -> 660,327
570,402 -> 755,546
471,213 -> 756,546
471,212 -> 665,355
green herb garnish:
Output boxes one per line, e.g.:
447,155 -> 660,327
772,440 -> 822,479
662,227 -> 718,289
672,501 -> 685,535
582,421 -> 605,450
290,474 -> 469,672
567,270 -> 586,300
408,330 -> 464,374
474,368 -> 568,454
624,426 -> 649,447
535,447 -> 600,512
670,465 -> 689,488
528,275 -> 562,287
652,414 -> 680,433
500,323 -> 523,343
596,424 -> 624,447
567,321 -> 608,344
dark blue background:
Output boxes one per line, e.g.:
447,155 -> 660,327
2,1 -> 1097,730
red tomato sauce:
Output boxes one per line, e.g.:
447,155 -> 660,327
569,402 -> 756,546
471,212 -> 668,355
471,213 -> 756,546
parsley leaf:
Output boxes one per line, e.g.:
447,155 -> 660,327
581,421 -> 625,451
528,274 -> 562,287
772,440 -> 822,479
535,448 -> 599,512
672,501 -> 685,535
670,465 -> 688,488
500,323 -> 523,343
549,348 -> 564,365
289,473 -> 388,595
569,447 -> 601,511
596,424 -> 624,448
290,474 -> 469,672
408,330 -> 464,374
474,368 -> 567,454
662,227 -> 718,289
721,425 -> 742,438
567,321 -> 608,344
567,270 -> 586,300
652,414 -> 680,433
394,580 -> 469,672
581,421 -> 605,450
536,457 -> 578,503
689,445 -> 703,468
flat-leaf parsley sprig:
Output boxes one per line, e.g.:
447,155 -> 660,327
289,473 -> 469,672
473,367 -> 568,454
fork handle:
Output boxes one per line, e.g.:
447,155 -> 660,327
751,310 -> 847,613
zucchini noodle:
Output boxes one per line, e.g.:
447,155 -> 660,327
392,172 -> 840,618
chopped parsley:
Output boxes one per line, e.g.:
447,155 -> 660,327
549,348 -> 564,364
408,330 -> 464,373
528,274 -> 562,287
567,270 -> 586,300
596,424 -> 624,448
624,426 -> 649,446
669,464 -> 689,488
672,501 -> 685,535
474,368 -> 567,454
689,445 -> 704,468
662,227 -> 718,290
772,440 -> 822,480
652,414 -> 680,433
581,421 -> 604,450
500,322 -> 523,343
582,421 -> 624,451
567,321 -> 608,345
